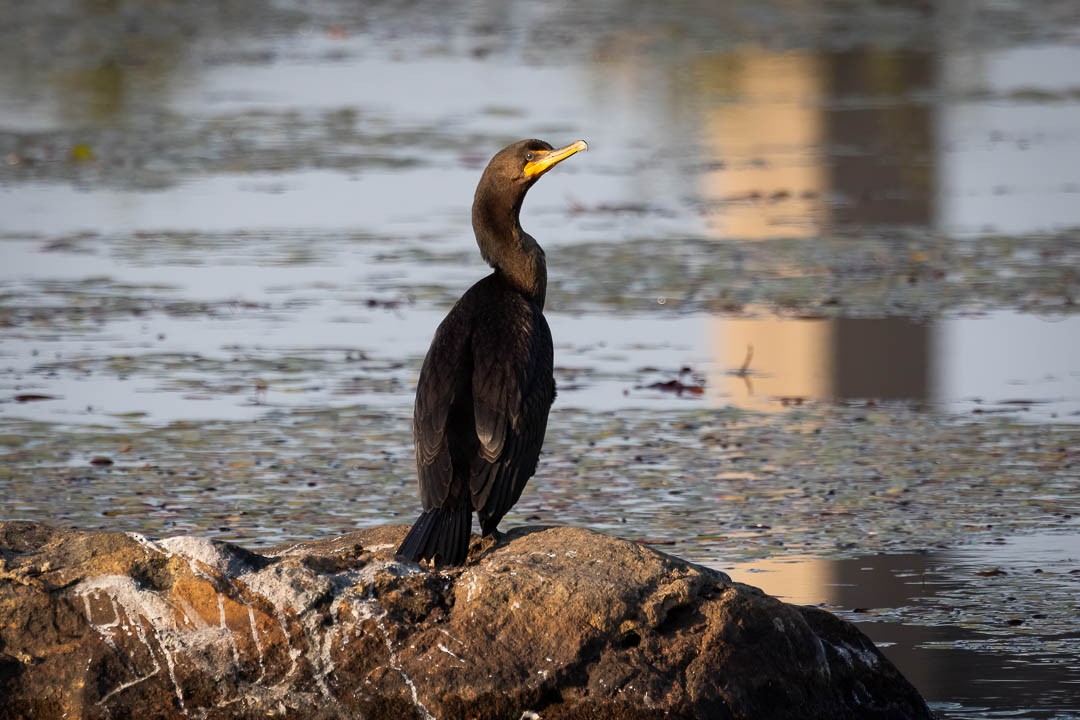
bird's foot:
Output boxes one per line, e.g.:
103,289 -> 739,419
474,529 -> 503,559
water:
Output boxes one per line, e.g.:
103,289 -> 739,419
3,263 -> 1079,422
2,1 -> 1079,718
722,532 -> 1080,719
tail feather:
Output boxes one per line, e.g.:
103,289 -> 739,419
397,504 -> 472,566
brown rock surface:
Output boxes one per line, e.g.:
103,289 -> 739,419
0,521 -> 935,719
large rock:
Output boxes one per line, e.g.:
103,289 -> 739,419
0,521 -> 935,719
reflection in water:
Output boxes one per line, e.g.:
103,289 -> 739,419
680,33 -> 1080,239
696,49 -> 828,239
825,49 -> 935,228
695,46 -> 935,238
719,532 -> 1080,719
709,317 -> 932,410
704,313 -> 1080,419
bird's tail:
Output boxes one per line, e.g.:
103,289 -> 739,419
396,504 -> 472,566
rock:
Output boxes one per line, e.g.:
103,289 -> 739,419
0,521 -> 935,719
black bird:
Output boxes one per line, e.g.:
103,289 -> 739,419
397,138 -> 588,566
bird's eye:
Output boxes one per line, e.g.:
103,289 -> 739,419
525,152 -> 535,162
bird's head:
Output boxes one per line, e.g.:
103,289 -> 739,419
472,138 -> 587,300
478,139 -> 589,197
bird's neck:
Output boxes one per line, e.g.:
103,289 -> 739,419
473,188 -> 548,307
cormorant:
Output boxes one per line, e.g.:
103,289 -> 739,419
397,138 -> 588,566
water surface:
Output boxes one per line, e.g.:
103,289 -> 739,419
723,532 -> 1080,719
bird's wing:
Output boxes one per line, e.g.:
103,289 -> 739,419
413,299 -> 473,510
470,305 -> 554,527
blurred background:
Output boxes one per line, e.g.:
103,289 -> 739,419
1,1 -> 1078,717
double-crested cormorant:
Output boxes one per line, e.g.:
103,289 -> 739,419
397,138 -> 588,566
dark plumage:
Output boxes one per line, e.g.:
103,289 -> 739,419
397,138 -> 588,566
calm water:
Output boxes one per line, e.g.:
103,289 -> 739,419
2,1 -> 1079,718
722,531 -> 1080,719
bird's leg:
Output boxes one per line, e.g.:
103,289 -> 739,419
487,527 -> 506,544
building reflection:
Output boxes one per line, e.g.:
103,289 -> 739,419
824,49 -> 936,228
692,44 -> 937,411
707,317 -> 932,410
696,49 -> 828,239
696,46 -> 935,238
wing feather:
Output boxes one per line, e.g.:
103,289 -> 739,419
413,296 -> 474,510
469,297 -> 554,530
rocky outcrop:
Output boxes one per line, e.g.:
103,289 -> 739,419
0,521 -> 935,719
